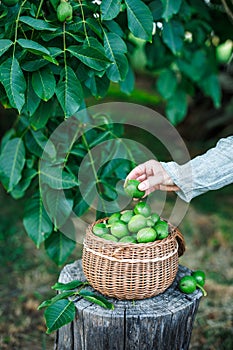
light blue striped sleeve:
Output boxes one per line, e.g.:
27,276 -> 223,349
160,136 -> 233,202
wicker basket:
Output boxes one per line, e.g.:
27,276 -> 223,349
82,218 -> 185,300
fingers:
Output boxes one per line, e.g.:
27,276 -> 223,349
136,174 -> 147,182
138,175 -> 163,191
138,179 -> 149,191
125,160 -> 178,196
125,160 -> 157,184
140,184 -> 180,198
125,164 -> 146,181
159,185 -> 180,192
124,164 -> 147,188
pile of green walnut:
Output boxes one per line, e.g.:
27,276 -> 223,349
93,179 -> 169,243
92,203 -> 169,244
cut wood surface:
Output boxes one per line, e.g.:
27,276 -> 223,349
55,260 -> 202,350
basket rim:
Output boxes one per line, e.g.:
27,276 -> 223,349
83,240 -> 179,263
86,216 -> 179,248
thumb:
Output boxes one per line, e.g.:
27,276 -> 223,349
138,180 -> 149,191
138,175 -> 163,191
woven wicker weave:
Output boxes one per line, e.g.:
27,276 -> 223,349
82,218 -> 185,300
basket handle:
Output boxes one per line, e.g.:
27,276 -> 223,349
174,229 -> 185,257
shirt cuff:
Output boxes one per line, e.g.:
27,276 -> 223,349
160,161 -> 194,203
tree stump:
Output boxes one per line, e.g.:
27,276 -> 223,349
54,260 -> 202,350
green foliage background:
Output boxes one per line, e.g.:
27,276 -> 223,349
0,0 -> 232,265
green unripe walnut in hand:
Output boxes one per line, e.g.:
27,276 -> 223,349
57,0 -> 73,23
124,179 -> 145,198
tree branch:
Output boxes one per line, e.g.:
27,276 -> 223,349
220,0 -> 233,23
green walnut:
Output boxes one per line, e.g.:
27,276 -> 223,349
1,0 -> 19,6
57,0 -> 73,23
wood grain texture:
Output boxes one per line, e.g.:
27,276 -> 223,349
54,260 -> 202,350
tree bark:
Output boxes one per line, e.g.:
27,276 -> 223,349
55,260 -> 202,350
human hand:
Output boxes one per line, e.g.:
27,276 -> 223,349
125,160 -> 180,197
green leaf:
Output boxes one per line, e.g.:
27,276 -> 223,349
125,0 -> 153,41
0,8 -> 7,20
0,39 -> 13,57
145,35 -> 173,70
45,189 -> 73,229
32,68 -> 56,101
101,0 -> 121,20
166,88 -> 187,125
67,46 -> 111,71
23,74 -> 41,116
100,180 -> 117,200
156,69 -> 177,99
86,18 -> 102,38
70,144 -> 87,158
30,100 -> 55,130
85,73 -> 110,98
161,0 -> 182,21
44,230 -> 76,266
104,32 -> 128,82
44,299 -> 76,334
0,138 -> 25,192
11,168 -> 37,199
179,1 -> 193,21
23,195 -> 53,247
25,129 -> 56,158
49,0 -> 60,11
83,37 -> 105,52
189,0 -> 210,21
162,19 -> 184,55
17,38 -> 50,56
177,50 -> 208,82
33,130 -> 56,158
25,132 -> 43,157
105,31 -> 127,55
89,130 -> 111,148
0,128 -> 15,152
0,57 -> 26,111
52,280 -> 86,291
19,16 -> 57,31
103,19 -> 124,37
40,29 -> 62,42
38,291 -> 75,310
148,0 -> 164,21
78,290 -> 114,310
55,66 -> 83,118
21,58 -> 49,72
40,166 -> 79,189
120,64 -> 135,95
42,54 -> 59,66
73,190 -> 90,217
198,74 -> 221,108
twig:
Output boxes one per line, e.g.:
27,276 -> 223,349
220,0 -> 233,23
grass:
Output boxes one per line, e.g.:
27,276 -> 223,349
179,185 -> 233,349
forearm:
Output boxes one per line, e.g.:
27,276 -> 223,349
161,136 -> 233,202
